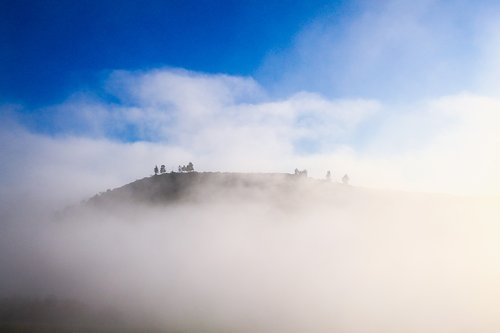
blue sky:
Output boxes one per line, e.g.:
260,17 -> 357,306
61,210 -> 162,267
2,0 -> 500,197
1,0 -> 343,107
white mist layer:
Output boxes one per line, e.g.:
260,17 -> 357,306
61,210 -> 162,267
2,181 -> 500,332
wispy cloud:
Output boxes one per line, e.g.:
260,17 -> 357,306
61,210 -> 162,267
259,0 -> 500,100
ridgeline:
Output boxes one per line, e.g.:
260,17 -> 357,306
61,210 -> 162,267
85,172 -> 335,207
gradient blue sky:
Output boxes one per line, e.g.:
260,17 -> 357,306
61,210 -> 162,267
1,0 -> 345,107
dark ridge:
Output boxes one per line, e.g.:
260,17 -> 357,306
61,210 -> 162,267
85,172 -> 315,207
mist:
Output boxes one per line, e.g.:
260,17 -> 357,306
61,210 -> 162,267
2,0 -> 500,331
2,174 -> 500,332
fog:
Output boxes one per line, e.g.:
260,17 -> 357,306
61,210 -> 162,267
1,175 -> 500,332
2,1 -> 500,330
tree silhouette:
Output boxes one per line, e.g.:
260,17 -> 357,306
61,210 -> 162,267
342,174 -> 350,185
294,168 -> 307,177
154,165 -> 159,175
326,170 -> 331,181
186,162 -> 194,172
160,165 -> 166,174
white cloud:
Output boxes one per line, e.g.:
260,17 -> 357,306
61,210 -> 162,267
319,93 -> 500,196
2,67 -> 500,209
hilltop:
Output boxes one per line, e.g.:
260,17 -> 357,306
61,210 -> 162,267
85,172 -> 338,207
83,171 -> 460,212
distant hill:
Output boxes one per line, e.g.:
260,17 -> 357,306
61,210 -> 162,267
77,171 -> 466,217
85,172 -> 330,207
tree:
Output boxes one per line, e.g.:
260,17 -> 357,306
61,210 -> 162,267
342,174 -> 350,185
154,165 -> 159,175
178,165 -> 182,172
160,165 -> 166,174
186,162 -> 194,172
294,168 -> 307,177
326,170 -> 331,181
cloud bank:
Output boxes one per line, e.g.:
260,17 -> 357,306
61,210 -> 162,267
2,0 -> 500,201
2,175 -> 500,332
1,68 -> 499,205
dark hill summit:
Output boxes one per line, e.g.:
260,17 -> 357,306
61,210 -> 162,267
85,172 -> 327,207
82,171 -> 462,214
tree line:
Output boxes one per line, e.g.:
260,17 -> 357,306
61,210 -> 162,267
154,162 -> 194,175
325,169 -> 350,184
153,163 -> 349,184
296,168 -> 349,184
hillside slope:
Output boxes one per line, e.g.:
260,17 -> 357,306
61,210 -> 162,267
85,172 -> 335,206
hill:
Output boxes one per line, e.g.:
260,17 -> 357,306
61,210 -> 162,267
85,172 -> 337,207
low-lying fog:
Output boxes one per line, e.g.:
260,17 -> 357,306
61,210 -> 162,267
1,176 -> 500,332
